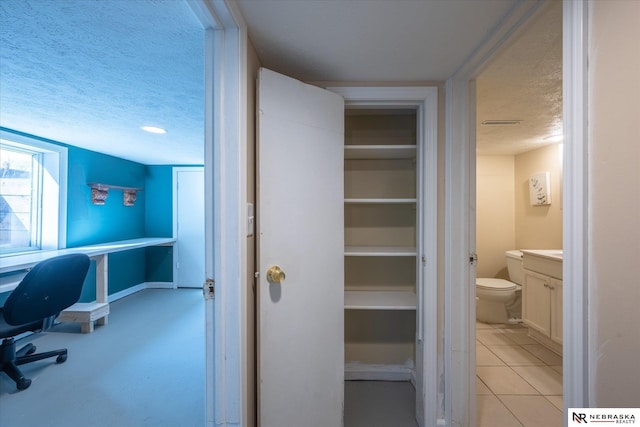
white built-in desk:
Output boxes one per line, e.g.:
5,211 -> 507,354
0,237 -> 176,333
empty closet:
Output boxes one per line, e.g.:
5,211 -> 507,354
344,109 -> 418,381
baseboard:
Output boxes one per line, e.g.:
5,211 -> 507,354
145,281 -> 177,290
107,282 -> 176,303
108,284 -> 147,302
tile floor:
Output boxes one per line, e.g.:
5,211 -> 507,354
476,321 -> 563,427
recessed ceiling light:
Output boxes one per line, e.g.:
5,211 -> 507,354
481,120 -> 523,126
141,126 -> 167,134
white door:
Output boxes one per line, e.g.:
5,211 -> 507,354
257,68 -> 345,427
174,167 -> 205,288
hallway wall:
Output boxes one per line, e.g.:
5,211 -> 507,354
589,0 -> 640,407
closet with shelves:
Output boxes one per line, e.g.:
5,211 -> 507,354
256,70 -> 438,425
343,109 -> 419,380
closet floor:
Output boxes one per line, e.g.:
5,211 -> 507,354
344,380 -> 419,427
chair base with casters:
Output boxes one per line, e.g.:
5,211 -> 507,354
0,253 -> 90,391
0,335 -> 68,391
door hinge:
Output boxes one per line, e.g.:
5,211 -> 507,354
470,253 -> 479,265
203,278 -> 215,300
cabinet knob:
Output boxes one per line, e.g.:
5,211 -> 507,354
266,265 -> 286,284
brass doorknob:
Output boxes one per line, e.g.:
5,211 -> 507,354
266,265 -> 286,284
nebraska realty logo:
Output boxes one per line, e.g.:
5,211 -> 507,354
570,408 -> 639,425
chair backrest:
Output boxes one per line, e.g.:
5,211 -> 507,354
3,254 -> 90,326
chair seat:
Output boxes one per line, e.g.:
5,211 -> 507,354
0,308 -> 44,339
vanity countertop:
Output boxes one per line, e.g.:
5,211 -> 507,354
521,249 -> 563,261
521,249 -> 563,279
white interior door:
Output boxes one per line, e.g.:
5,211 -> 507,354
257,68 -> 345,427
174,167 -> 205,288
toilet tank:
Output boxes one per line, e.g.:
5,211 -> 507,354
505,250 -> 524,284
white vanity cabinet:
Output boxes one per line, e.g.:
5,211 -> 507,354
522,250 -> 563,354
343,109 -> 419,380
522,270 -> 563,342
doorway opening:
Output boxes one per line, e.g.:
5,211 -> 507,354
473,2 -> 563,426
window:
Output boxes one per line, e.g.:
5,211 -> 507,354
0,131 -> 67,255
0,145 -> 42,252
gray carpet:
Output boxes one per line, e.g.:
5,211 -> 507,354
0,288 -> 204,427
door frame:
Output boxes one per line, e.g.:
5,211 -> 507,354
327,85 -> 439,426
187,1 -> 248,426
444,1 -> 590,425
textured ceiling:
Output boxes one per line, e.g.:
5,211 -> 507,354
476,1 -> 562,155
0,0 -> 557,165
0,0 -> 204,165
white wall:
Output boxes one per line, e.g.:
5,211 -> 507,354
589,0 -> 640,407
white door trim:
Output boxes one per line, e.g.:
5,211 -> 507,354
444,0 -> 589,425
187,1 -> 248,426
444,73 -> 475,427
443,0 -> 543,422
562,0 -> 590,409
328,85 -> 439,426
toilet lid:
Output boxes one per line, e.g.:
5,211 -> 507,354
476,278 -> 517,291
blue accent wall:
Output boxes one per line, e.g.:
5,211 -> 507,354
145,166 -> 173,237
65,146 -> 150,302
144,165 -> 176,283
67,146 -> 146,246
1,128 -> 184,303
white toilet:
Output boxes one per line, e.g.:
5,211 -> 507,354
476,250 -> 523,324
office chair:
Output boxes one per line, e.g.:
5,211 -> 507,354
0,253 -> 90,390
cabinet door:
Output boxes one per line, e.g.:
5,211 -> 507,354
523,270 -> 551,337
257,68 -> 345,427
550,278 -> 563,344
